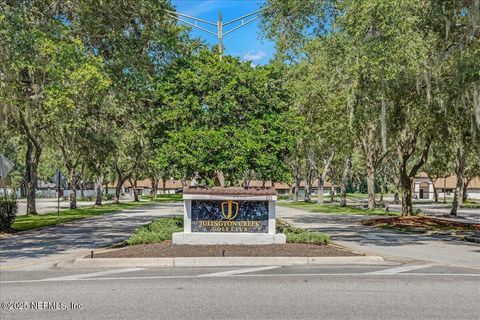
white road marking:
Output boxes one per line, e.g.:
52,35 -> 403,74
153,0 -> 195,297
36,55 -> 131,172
43,268 -> 144,281
197,266 -> 281,277
365,264 -> 434,275
2,272 -> 480,284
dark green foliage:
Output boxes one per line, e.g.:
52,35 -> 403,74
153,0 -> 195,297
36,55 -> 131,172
153,50 -> 298,185
127,217 -> 184,245
276,219 -> 330,244
0,194 -> 17,232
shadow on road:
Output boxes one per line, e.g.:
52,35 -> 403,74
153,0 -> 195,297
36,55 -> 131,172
0,205 -> 180,264
283,213 -> 472,247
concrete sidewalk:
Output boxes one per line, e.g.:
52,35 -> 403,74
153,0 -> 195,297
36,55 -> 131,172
277,205 -> 480,268
0,203 -> 183,270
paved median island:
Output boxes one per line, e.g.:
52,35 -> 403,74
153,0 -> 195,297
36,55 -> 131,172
59,188 -> 387,268
92,242 -> 358,258
59,218 -> 386,268
66,242 -> 384,268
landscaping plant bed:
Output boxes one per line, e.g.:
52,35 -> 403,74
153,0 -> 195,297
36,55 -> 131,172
362,216 -> 480,233
92,241 -> 358,258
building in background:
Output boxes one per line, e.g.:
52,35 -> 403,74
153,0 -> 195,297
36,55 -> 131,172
413,173 -> 480,200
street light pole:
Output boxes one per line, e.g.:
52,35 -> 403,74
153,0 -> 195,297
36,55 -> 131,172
165,7 -> 265,57
217,11 -> 223,57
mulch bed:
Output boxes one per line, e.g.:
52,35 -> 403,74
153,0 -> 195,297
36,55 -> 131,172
92,241 -> 359,258
362,216 -> 480,232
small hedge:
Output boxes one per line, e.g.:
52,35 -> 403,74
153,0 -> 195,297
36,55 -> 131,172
127,216 -> 183,245
127,216 -> 330,246
0,194 -> 17,232
276,220 -> 330,245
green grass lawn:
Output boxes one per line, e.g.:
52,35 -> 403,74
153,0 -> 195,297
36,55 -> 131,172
462,203 -> 480,209
140,194 -> 183,202
277,201 -> 398,216
345,193 -> 369,199
12,201 -> 153,232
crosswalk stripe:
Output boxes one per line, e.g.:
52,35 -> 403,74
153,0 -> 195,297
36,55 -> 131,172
365,264 -> 434,275
43,268 -> 144,281
197,266 -> 281,277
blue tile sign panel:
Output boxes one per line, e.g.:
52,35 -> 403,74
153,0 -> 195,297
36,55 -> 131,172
191,200 -> 269,233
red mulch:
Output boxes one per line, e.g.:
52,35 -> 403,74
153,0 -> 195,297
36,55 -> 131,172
92,241 -> 359,258
362,216 -> 480,231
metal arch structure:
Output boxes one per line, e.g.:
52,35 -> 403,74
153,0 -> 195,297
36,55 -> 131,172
165,8 -> 265,56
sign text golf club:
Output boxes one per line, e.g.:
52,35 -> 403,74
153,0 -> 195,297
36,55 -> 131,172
173,187 -> 286,245
191,199 -> 268,233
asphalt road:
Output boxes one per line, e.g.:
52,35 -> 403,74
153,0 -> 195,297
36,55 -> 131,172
0,202 -> 183,270
1,265 -> 479,320
277,205 -> 480,268
2,202 -> 480,319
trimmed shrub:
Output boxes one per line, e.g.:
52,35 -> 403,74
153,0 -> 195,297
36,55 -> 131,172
0,194 -> 17,232
276,219 -> 330,245
127,216 -> 183,245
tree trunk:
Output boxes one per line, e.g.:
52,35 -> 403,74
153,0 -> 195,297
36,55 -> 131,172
68,171 -> 78,210
317,176 -> 325,204
304,179 -> 311,202
25,140 -> 41,215
366,164 -> 376,209
399,167 -> 413,216
80,181 -> 85,198
115,179 -> 124,203
450,146 -> 466,216
317,152 -> 333,204
293,176 -> 301,202
340,158 -> 352,207
462,179 -> 470,203
402,181 -> 413,216
394,191 -> 400,204
162,179 -> 166,194
69,182 -> 77,210
427,174 -> 438,203
130,178 -> 139,202
95,174 -> 103,206
393,176 -> 400,204
150,177 -> 158,197
379,180 -> 384,203
398,137 -> 432,216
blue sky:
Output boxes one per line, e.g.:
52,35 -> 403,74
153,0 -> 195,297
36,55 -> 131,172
171,0 -> 275,65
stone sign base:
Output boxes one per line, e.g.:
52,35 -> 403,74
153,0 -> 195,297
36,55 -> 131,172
172,232 -> 286,245
173,186 -> 286,245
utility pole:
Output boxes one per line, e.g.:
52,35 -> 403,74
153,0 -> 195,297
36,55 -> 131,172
165,8 -> 265,57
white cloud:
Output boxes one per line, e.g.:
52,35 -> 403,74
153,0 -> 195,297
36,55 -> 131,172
243,51 -> 267,62
178,0 -> 220,17
185,2 -> 214,16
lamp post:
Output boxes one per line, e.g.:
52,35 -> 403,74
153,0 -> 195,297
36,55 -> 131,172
165,8 -> 265,57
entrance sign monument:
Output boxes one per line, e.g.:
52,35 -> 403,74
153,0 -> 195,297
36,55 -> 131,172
172,187 -> 286,244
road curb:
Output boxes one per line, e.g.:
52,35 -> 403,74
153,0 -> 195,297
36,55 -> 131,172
63,255 -> 386,268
